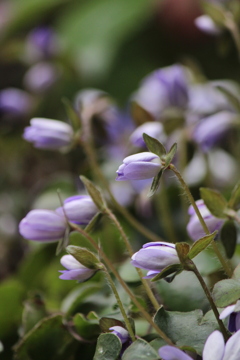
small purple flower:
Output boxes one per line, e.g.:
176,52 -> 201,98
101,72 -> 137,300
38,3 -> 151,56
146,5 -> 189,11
26,27 -> 59,61
130,122 -> 166,148
109,326 -> 130,344
23,62 -> 59,93
116,152 -> 161,181
194,15 -> 222,35
133,65 -> 189,119
59,254 -> 96,281
19,209 -> 66,242
192,111 -> 237,152
23,118 -> 74,150
131,242 -> 179,279
159,330 -> 240,360
0,88 -> 33,118
187,200 -> 224,241
220,301 -> 240,332
56,195 -> 98,225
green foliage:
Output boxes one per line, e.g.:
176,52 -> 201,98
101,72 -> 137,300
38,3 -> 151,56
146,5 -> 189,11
67,245 -> 102,270
188,232 -> 217,259
143,133 -> 166,158
80,176 -> 107,210
122,339 -> 158,360
220,220 -> 237,258
93,333 -> 122,360
200,188 -> 228,218
73,313 -> 100,340
154,308 -> 219,355
212,278 -> 240,307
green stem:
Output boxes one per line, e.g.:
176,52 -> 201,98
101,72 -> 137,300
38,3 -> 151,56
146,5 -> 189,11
169,164 -> 232,277
103,267 -> 135,342
104,207 -> 160,310
225,209 -> 240,224
69,222 -> 174,346
154,178 -> 178,244
178,129 -> 189,222
190,261 -> 229,341
224,12 -> 240,60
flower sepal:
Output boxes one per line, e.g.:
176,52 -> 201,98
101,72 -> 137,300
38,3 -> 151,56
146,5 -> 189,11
151,263 -> 183,283
66,245 -> 103,270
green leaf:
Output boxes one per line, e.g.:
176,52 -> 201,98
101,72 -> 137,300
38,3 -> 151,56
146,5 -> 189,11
56,226 -> 70,256
14,314 -> 75,360
84,212 -> 103,234
73,313 -> 100,340
151,264 -> 183,282
154,308 -> 219,355
93,333 -> 122,360
131,102 -> 155,126
200,187 -> 228,218
215,85 -> 240,113
22,293 -> 48,335
220,220 -> 237,259
122,339 -> 158,360
62,97 -> 81,132
212,279 -> 240,307
67,246 -> 102,270
99,317 -> 125,333
164,143 -> 177,168
188,231 -> 217,259
202,2 -> 226,26
228,181 -> 240,210
80,175 -> 106,210
143,133 -> 166,158
233,264 -> 240,281
176,242 -> 190,263
148,168 -> 164,197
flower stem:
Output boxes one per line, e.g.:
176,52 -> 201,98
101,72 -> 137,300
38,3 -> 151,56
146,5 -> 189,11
189,261 -> 229,341
224,12 -> 240,60
102,267 -> 135,342
69,222 -> 175,346
78,105 -> 165,244
169,164 -> 232,277
104,207 -> 160,310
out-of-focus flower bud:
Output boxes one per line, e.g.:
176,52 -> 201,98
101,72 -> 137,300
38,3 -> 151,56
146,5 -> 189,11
131,242 -> 179,279
56,195 -> 98,225
133,65 -> 189,120
220,301 -> 240,333
23,118 -> 74,150
0,88 -> 33,118
116,152 -> 161,181
23,62 -> 60,93
19,209 -> 66,242
25,27 -> 59,62
59,254 -> 96,281
187,200 -> 224,241
194,15 -> 222,35
130,122 -> 166,148
109,326 -> 130,344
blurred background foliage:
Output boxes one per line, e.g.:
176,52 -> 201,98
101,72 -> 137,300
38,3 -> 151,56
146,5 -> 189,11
0,0 -> 240,358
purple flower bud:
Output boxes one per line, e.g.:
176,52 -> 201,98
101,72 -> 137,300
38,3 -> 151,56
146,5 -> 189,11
23,118 -> 74,150
131,242 -> 179,279
0,88 -> 33,118
130,122 -> 166,148
19,209 -> 66,242
59,254 -> 96,281
23,62 -> 59,93
26,27 -> 59,61
56,195 -> 98,225
220,301 -> 240,332
192,111 -> 237,152
133,65 -> 189,119
187,200 -> 224,241
109,326 -> 130,344
116,152 -> 161,181
159,330 -> 240,360
194,15 -> 222,35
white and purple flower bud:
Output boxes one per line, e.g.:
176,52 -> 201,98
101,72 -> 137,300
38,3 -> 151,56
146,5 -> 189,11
109,326 -> 130,344
187,200 -> 224,241
131,242 -> 179,279
59,254 -> 96,281
116,152 -> 162,181
133,65 -> 189,119
19,209 -> 67,242
0,88 -> 33,118
220,301 -> 240,333
56,195 -> 98,225
159,330 -> 240,360
130,122 -> 166,148
23,62 -> 59,94
194,15 -> 222,35
23,118 -> 74,150
192,111 -> 237,152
